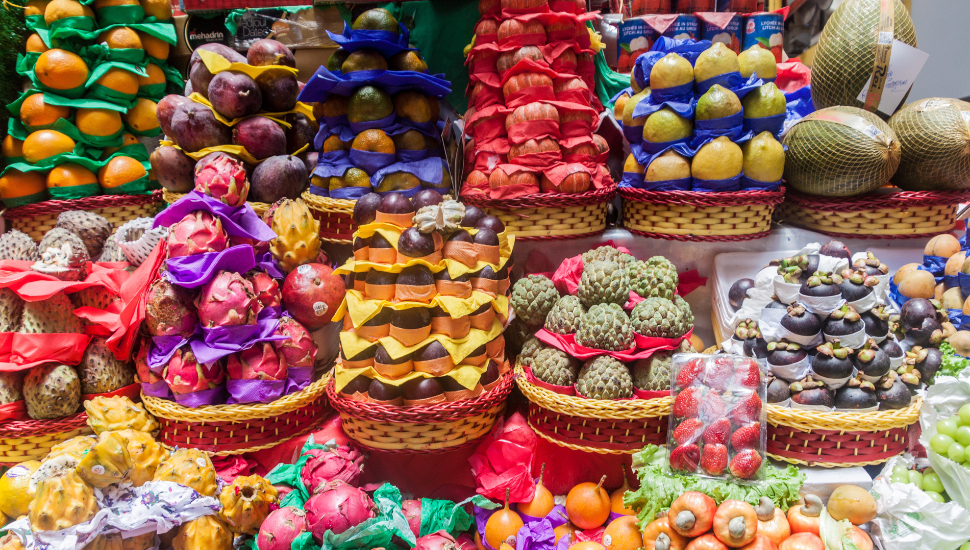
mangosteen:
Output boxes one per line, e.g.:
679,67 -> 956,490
729,278 -> 755,310
781,304 -> 822,336
819,240 -> 852,260
905,346 -> 942,383
900,298 -> 939,333
439,376 -> 466,392
823,305 -> 865,337
861,305 -> 891,339
370,232 -> 394,250
765,296 -> 788,310
875,372 -> 912,409
402,377 -> 444,401
461,205 -> 486,228
766,340 -> 806,367
854,339 -> 891,379
735,320 -> 768,359
852,252 -> 889,278
473,227 -> 499,246
353,235 -> 370,254
481,359 -> 500,386
341,374 -> 372,395
812,341 -> 854,380
378,193 -> 415,216
766,374 -> 791,403
777,254 -> 819,283
879,336 -> 904,363
838,268 -> 878,303
790,376 -> 834,407
398,265 -> 434,287
895,361 -> 922,393
800,271 -> 843,297
368,378 -> 402,401
391,306 -> 431,331
834,375 -> 877,409
398,227 -> 437,258
353,193 -> 382,225
411,189 -> 444,210
475,215 -> 505,233
906,316 -> 944,347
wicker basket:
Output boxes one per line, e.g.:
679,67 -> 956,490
460,186 -> 617,241
300,191 -> 356,244
162,189 -> 271,216
326,368 -> 513,453
141,373 -> 331,455
774,188 -> 970,239
620,187 -> 786,241
514,362 -> 671,454
4,191 -> 164,242
0,412 -> 92,465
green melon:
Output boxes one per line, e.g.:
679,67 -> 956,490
889,98 -> 970,191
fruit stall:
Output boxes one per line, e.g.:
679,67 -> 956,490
2,0 -> 970,549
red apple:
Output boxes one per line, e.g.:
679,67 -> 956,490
282,263 -> 346,330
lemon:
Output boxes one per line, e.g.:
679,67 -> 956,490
692,136 -> 743,180
694,42 -> 740,83
696,84 -> 741,121
646,150 -> 691,182
0,460 -> 41,518
739,45 -> 777,79
623,153 -> 644,174
742,82 -> 787,119
643,107 -> 693,143
650,53 -> 693,90
741,131 -> 786,182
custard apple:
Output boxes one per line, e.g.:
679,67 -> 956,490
631,341 -> 694,391
576,356 -> 633,399
38,228 -> 91,263
576,304 -> 635,351
630,297 -> 688,338
20,292 -> 84,334
519,336 -> 544,366
626,257 -> 678,300
56,211 -> 112,259
577,260 -> 629,308
582,246 -> 621,265
0,371 -> 23,404
617,252 -> 637,268
505,318 -> 536,356
510,275 -> 560,326
544,295 -> 585,335
24,363 -> 81,419
0,230 -> 40,261
0,288 -> 24,332
674,295 -> 694,326
531,347 -> 580,386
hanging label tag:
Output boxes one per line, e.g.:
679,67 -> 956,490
856,39 -> 929,116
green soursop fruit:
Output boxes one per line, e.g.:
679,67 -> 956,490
576,304 -> 635,351
20,292 -> 84,334
70,286 -> 119,312
617,252 -> 637,269
531,347 -> 580,386
24,363 -> 81,419
631,341 -> 694,391
582,246 -> 621,265
627,257 -> 679,300
77,337 -> 135,394
519,337 -> 544,366
38,228 -> 91,264
576,356 -> 633,399
577,260 -> 630,308
0,230 -> 40,261
544,295 -> 586,335
56,211 -> 113,259
0,288 -> 24,331
0,371 -> 23,404
510,275 -> 560,326
630,297 -> 688,338
674,295 -> 694,326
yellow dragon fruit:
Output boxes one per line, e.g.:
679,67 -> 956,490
28,470 -> 99,531
269,198 -> 321,273
115,429 -> 167,486
46,435 -> 96,462
217,475 -> 279,535
76,431 -> 133,487
84,396 -> 159,435
173,515 -> 233,550
153,448 -> 218,496
121,532 -> 156,550
88,534 -> 123,550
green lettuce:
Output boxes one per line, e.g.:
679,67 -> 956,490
938,341 -> 970,380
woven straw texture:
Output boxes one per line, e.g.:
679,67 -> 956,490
783,107 -> 901,197
811,0 -> 917,111
163,190 -> 271,216
300,191 -> 357,244
889,98 -> 970,191
461,186 -> 616,241
514,363 -> 671,454
141,374 -> 330,455
326,369 -> 514,453
4,192 -> 163,242
620,187 -> 784,241
0,413 -> 92,464
775,188 -> 970,238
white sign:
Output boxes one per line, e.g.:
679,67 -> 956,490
856,39 -> 930,115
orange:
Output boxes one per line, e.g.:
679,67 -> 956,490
44,0 -> 93,25
98,27 -> 143,50
392,91 -> 433,124
76,108 -> 123,137
23,0 -> 49,16
565,477 -> 611,530
138,32 -> 170,59
102,133 -> 139,158
602,516 -> 641,550
20,94 -> 71,129
322,135 -> 349,153
140,0 -> 172,20
0,170 -> 47,201
47,163 -> 98,188
34,49 -> 89,91
137,63 -> 165,89
98,155 -> 146,188
22,130 -> 76,163
351,129 -> 394,154
321,96 -> 348,118
1,136 -> 24,159
569,544 -> 605,550
95,67 -> 139,96
26,33 -> 49,53
124,98 -> 158,133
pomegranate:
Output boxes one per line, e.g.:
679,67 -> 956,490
282,263 -> 346,330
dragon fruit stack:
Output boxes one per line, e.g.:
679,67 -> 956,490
138,162 -> 319,407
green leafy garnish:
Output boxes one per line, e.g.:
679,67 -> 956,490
938,341 -> 970,380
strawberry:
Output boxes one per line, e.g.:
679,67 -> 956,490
673,387 -> 703,418
729,392 -> 763,426
703,357 -> 734,391
736,359 -> 761,389
702,417 -> 731,445
669,443 -> 700,472
699,391 -> 726,422
729,449 -> 762,479
700,444 -> 727,475
730,422 -> 760,450
673,418 -> 704,445
675,358 -> 706,389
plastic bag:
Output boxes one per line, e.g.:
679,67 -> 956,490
919,371 -> 970,511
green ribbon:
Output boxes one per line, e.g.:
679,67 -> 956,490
2,155 -> 25,166
50,182 -> 101,200
85,83 -> 136,105
82,43 -> 146,65
105,142 -> 150,161
95,4 -> 145,27
159,61 -> 184,96
25,15 -> 47,32
47,15 -> 97,41
41,91 -> 129,112
2,189 -> 49,208
136,82 -> 166,101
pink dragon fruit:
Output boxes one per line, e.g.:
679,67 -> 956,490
226,342 -> 287,381
455,534 -> 476,550
196,270 -> 257,327
144,278 -> 199,337
246,271 -> 281,315
256,506 -> 307,550
195,152 -> 250,207
274,317 -> 318,369
304,480 -> 375,540
163,348 -> 225,394
415,532 -> 459,550
300,445 -> 365,491
134,340 -> 161,384
167,210 -> 228,257
402,499 -> 422,538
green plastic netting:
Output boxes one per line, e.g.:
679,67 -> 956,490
889,98 -> 970,191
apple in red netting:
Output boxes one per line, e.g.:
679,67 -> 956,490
282,263 -> 346,331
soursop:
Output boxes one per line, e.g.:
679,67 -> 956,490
510,275 -> 559,326
0,230 -> 40,261
544,295 -> 585,335
0,371 -> 23,404
56,211 -> 112,259
576,356 -> 633,399
577,260 -> 630,308
630,297 -> 688,338
576,304 -> 635,351
20,292 -> 83,333
674,295 -> 694,326
38,228 -> 90,264
0,288 -> 24,331
77,337 -> 135,394
531,347 -> 580,386
24,363 -> 81,419
70,286 -> 119,311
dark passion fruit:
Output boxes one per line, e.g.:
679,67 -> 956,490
402,377 -> 444,400
363,308 -> 392,327
370,232 -> 394,250
475,215 -> 505,233
819,240 -> 852,261
447,229 -> 473,243
790,376 -> 834,407
398,227 -> 437,258
391,307 -> 431,330
823,305 -> 864,337
766,341 -> 806,366
398,264 -> 434,286
342,374 -> 372,394
414,340 -> 450,362
473,228 -> 499,246
378,193 -> 415,215
812,341 -> 854,380
353,236 -> 370,253
854,339 -> 890,379
434,269 -> 469,283
861,305 -> 891,339
439,376 -> 466,392
365,269 -> 397,287
766,374 -> 791,403
834,375 -> 877,410
852,252 -> 889,277
729,278 -> 755,310
411,189 -> 444,210
838,268 -> 878,302
461,205 -> 486,228
480,359 -> 500,385
341,344 -> 376,363
781,303 -> 821,336
876,373 -> 912,409
353,193 -> 382,226
799,271 -> 843,297
369,378 -> 402,401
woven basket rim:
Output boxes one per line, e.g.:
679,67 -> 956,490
162,189 -> 273,211
461,184 -> 618,209
619,186 -> 786,207
0,411 -> 89,437
3,190 -> 163,219
784,188 -> 970,212
514,362 -> 671,420
766,398 -> 921,431
142,372 -> 331,422
340,403 -> 506,454
327,368 -> 514,423
301,190 -> 357,210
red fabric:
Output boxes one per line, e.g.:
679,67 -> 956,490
561,152 -> 595,166
467,104 -> 512,141
0,333 -> 92,372
549,0 -> 580,14
523,364 -> 576,395
524,250 -> 556,278
541,162 -> 593,192
0,261 -> 128,301
542,41 -> 581,65
468,412 -> 537,503
501,4 -> 551,18
554,87 -> 592,106
468,70 -> 502,89
469,50 -> 499,76
488,164 -> 540,199
499,32 -> 547,48
477,32 -> 498,45
507,148 -> 561,169
535,327 -> 692,362
469,138 -> 510,175
108,242 -> 165,360
507,118 -> 561,145
559,133 -> 595,150
469,81 -> 504,110
213,455 -> 255,483
776,60 -> 812,93
501,59 -> 560,109
633,387 -> 672,399
81,382 -> 141,402
547,100 -> 597,139
0,400 -> 27,421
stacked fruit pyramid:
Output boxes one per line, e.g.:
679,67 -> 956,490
0,0 -> 180,207
459,0 -> 614,197
300,8 -> 453,200
332,191 -> 511,406
151,39 -> 317,208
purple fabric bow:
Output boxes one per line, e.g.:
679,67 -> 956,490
165,246 -> 256,288
190,316 -> 288,364
141,380 -> 173,399
254,252 -> 285,279
173,385 -> 228,407
154,191 -> 277,242
148,334 -> 192,370
285,366 -> 313,393
226,379 -> 286,404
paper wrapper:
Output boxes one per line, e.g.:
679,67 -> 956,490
403,393 -> 447,407
436,279 -> 473,299
432,315 -> 471,339
334,362 -> 486,393
468,412 -> 538,502
340,319 -> 503,366
374,358 -> 414,379
823,326 -> 866,349
767,355 -> 811,382
414,355 -> 455,376
389,324 -> 431,347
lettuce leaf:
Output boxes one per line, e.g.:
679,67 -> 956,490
938,342 -> 970,380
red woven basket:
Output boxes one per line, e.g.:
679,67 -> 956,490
4,191 -> 164,242
620,187 -> 786,242
460,185 -> 617,241
0,411 -> 92,464
301,191 -> 357,244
